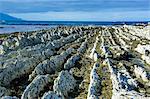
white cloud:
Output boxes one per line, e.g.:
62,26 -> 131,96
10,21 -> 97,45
10,11 -> 150,21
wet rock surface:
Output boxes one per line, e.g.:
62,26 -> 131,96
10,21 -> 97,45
0,25 -> 150,98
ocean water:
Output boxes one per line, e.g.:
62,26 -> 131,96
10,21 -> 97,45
0,25 -> 55,34
0,21 -> 148,34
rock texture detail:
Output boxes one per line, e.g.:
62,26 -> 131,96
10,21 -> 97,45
53,70 -> 76,97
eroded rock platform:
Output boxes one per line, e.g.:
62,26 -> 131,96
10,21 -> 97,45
0,25 -> 150,99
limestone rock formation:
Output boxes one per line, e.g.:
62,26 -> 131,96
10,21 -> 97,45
134,65 -> 149,82
0,86 -> 11,97
42,91 -> 64,99
53,70 -> 76,97
87,63 -> 100,99
1,96 -> 18,99
29,48 -> 75,81
64,54 -> 81,70
0,25 -> 150,98
0,45 -> 5,55
135,44 -> 150,65
21,74 -> 52,99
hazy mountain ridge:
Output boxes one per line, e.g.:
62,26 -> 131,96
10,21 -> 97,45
0,13 -> 23,21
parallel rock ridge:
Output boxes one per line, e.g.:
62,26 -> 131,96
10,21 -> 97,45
0,25 -> 150,98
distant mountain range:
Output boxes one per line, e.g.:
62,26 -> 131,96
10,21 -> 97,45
0,13 -> 23,21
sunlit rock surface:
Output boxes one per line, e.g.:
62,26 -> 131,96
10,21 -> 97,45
0,25 -> 150,98
53,70 -> 76,97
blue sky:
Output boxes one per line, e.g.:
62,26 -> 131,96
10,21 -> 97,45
0,0 -> 150,21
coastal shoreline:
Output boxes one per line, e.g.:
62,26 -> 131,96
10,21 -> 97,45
0,25 -> 150,98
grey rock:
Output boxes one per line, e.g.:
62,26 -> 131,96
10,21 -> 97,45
0,86 -> 11,97
0,56 -> 43,86
29,48 -> 75,81
134,65 -> 149,82
0,45 -> 5,55
87,63 -> 100,99
64,54 -> 81,70
1,96 -> 18,99
21,74 -> 52,99
77,39 -> 88,54
53,70 -> 76,97
42,91 -> 64,99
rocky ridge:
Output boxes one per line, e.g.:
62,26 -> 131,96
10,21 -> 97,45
0,25 -> 150,99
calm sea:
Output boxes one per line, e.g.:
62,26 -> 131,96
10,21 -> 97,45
0,21 -> 148,34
